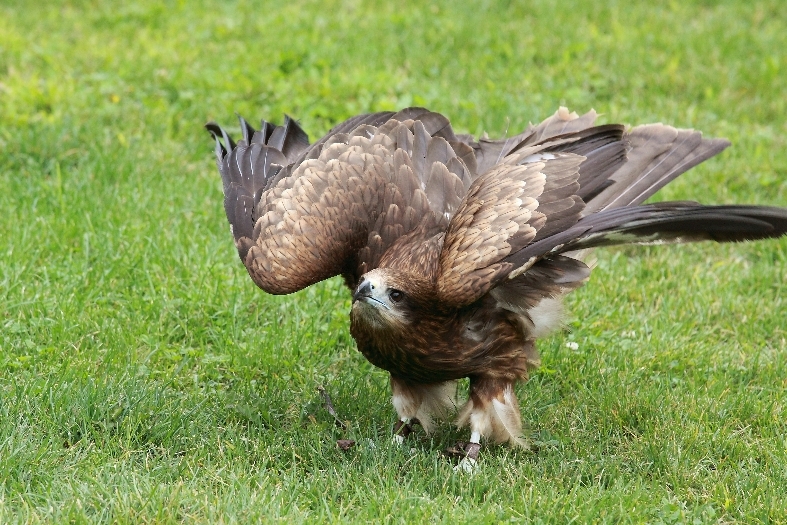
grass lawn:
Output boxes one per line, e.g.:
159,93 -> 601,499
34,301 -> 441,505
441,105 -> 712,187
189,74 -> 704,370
1,0 -> 786,522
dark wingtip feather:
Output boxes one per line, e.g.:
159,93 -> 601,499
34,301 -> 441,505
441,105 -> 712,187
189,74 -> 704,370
280,115 -> 311,161
205,122 -> 235,156
236,114 -> 257,145
256,120 -> 276,144
207,116 -> 294,265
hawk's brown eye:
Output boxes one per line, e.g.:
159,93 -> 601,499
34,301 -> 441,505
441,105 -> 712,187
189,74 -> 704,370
389,290 -> 404,303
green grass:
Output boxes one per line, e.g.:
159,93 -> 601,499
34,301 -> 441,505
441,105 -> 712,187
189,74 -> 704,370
1,0 -> 786,522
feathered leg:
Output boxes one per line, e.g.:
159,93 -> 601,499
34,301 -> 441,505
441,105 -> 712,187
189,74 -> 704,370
390,376 -> 458,443
451,375 -> 530,470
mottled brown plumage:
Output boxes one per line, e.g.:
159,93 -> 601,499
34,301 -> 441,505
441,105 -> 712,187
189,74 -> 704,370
207,106 -> 787,467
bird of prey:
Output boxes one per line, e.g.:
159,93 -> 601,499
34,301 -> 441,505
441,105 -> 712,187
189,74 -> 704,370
206,106 -> 787,468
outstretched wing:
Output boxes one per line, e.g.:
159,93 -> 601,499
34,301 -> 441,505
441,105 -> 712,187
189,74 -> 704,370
433,106 -> 749,306
207,111 -> 472,295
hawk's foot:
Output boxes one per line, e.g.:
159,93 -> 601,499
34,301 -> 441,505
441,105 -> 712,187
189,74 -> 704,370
392,417 -> 420,444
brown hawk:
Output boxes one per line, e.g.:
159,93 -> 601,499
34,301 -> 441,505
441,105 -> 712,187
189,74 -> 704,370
206,107 -> 787,468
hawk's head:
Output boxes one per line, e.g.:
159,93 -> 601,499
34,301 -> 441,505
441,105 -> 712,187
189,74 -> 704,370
350,268 -> 435,329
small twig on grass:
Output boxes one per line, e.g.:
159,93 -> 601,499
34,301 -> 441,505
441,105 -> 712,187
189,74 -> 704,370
317,385 -> 347,430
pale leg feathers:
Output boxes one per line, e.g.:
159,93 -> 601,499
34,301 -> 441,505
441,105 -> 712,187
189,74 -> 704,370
456,378 -> 530,448
390,376 -> 459,434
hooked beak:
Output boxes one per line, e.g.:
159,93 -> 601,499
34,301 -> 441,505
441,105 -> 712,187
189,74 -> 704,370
352,278 -> 390,310
353,279 -> 372,302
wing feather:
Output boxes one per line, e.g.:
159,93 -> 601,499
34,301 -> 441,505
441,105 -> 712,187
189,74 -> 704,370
584,124 -> 731,213
523,107 -> 599,145
436,151 -> 588,306
437,162 -> 548,305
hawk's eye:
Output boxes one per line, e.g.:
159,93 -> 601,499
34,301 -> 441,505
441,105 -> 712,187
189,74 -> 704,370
389,290 -> 404,303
